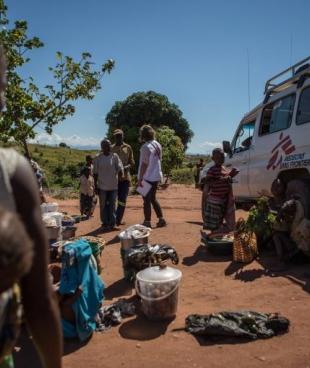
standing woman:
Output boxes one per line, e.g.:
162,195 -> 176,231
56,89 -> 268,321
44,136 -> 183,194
138,125 -> 167,228
0,47 -> 63,368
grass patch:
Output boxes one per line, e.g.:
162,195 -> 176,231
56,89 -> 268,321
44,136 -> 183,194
171,167 -> 195,185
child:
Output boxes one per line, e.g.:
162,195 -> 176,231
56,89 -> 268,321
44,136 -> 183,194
0,208 -> 34,368
80,166 -> 97,218
203,148 -> 238,236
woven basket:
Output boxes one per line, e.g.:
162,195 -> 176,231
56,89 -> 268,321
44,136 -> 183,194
233,219 -> 258,263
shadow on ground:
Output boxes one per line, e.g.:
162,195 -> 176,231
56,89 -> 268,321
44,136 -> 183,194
225,252 -> 310,293
105,235 -> 120,246
119,311 -> 173,341
85,226 -> 119,237
182,245 -> 231,266
191,335 -> 256,347
186,221 -> 204,226
104,278 -> 134,300
63,336 -> 92,356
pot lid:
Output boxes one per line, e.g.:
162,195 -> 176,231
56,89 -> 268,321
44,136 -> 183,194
136,265 -> 182,283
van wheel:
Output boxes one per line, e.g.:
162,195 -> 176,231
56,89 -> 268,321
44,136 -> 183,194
285,179 -> 310,219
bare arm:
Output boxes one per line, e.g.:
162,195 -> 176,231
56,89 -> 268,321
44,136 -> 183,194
138,162 -> 148,186
116,154 -> 124,176
11,161 -> 63,368
128,146 -> 135,169
138,145 -> 150,186
93,158 -> 99,194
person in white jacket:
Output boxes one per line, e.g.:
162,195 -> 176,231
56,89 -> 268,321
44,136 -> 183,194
138,125 -> 167,228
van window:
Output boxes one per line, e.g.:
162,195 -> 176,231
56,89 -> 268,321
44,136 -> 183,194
297,87 -> 310,125
232,121 -> 255,153
260,94 -> 295,135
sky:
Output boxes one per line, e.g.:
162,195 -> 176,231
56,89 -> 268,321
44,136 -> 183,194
6,0 -> 310,153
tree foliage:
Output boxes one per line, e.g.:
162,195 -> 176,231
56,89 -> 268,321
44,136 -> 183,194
0,0 -> 114,156
156,126 -> 184,177
106,91 -> 193,157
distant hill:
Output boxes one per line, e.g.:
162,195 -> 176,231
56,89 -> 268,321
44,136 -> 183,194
0,143 -> 210,191
26,144 -> 210,171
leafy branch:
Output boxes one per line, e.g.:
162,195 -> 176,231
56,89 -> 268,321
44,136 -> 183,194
0,0 -> 115,156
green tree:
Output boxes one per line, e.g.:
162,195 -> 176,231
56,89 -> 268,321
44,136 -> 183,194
0,0 -> 114,157
106,91 -> 193,162
156,126 -> 185,178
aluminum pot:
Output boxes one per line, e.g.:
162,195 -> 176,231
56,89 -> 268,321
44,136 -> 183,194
120,235 -> 149,250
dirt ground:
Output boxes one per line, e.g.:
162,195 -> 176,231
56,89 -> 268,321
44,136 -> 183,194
15,185 -> 310,368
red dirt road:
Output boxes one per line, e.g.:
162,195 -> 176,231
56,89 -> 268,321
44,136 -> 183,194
18,185 -> 310,368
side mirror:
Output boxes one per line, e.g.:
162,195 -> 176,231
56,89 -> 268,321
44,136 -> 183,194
223,141 -> 232,157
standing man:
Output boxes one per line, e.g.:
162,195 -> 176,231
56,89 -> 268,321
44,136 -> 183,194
93,139 -> 123,230
138,125 -> 167,228
112,129 -> 135,226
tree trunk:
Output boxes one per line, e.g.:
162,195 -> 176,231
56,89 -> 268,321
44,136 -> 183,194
22,139 -> 31,160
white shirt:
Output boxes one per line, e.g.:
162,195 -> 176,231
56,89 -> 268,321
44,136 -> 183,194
80,175 -> 95,196
139,140 -> 163,183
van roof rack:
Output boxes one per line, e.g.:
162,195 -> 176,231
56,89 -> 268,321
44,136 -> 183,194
264,56 -> 310,95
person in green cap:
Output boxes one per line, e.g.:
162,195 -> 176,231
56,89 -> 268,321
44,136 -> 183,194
112,129 -> 135,226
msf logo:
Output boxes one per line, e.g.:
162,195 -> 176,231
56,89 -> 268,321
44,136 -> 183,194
266,132 -> 296,170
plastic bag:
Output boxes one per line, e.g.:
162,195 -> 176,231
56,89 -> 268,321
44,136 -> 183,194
186,311 -> 289,340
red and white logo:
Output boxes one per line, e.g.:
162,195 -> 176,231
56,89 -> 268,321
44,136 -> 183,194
266,132 -> 296,170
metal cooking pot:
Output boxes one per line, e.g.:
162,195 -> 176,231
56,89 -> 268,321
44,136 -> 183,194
120,235 -> 149,250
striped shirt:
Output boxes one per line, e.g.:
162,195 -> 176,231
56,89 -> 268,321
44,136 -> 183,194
207,165 -> 231,199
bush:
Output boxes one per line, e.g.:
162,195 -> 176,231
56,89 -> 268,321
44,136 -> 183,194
67,163 -> 83,179
51,188 -> 79,200
157,126 -> 185,177
171,168 -> 194,185
59,175 -> 76,188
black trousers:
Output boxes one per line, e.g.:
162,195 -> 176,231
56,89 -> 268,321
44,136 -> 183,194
143,181 -> 163,222
116,180 -> 130,224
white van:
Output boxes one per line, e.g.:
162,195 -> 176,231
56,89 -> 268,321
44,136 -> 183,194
205,57 -> 310,215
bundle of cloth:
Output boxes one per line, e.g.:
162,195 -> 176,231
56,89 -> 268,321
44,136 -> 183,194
122,244 -> 179,282
95,299 -> 136,332
127,244 -> 179,267
57,239 -> 104,341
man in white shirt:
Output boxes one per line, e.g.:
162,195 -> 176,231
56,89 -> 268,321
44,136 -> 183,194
138,125 -> 167,228
93,139 -> 123,230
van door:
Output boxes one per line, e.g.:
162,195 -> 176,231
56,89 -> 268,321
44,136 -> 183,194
226,121 -> 255,198
248,93 -> 296,196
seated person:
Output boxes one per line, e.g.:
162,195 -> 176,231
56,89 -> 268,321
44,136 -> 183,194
57,240 -> 104,342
